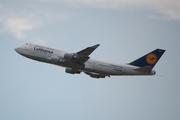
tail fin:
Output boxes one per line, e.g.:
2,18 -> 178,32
129,49 -> 165,68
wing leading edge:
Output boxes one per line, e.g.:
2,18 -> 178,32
77,44 -> 100,56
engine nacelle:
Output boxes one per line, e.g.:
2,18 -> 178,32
64,53 -> 79,60
48,57 -> 65,64
65,68 -> 81,74
90,74 -> 106,78
48,57 -> 59,64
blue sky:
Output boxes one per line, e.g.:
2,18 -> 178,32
0,0 -> 180,120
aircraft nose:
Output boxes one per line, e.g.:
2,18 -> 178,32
14,47 -> 18,52
14,47 -> 20,53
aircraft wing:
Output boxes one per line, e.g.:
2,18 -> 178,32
75,44 -> 100,67
77,44 -> 100,56
75,44 -> 100,62
64,44 -> 100,69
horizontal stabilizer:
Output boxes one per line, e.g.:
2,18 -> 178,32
134,66 -> 152,73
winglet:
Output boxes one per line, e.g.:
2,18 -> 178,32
92,44 -> 100,49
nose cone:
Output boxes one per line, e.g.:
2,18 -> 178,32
14,47 -> 18,52
14,47 -> 17,52
14,47 -> 21,54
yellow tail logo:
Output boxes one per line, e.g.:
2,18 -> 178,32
146,53 -> 157,65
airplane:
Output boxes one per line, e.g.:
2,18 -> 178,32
15,43 -> 165,78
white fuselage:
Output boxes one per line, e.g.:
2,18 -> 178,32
15,43 -> 155,76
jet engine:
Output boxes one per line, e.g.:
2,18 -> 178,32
90,74 -> 106,78
64,53 -> 79,60
85,72 -> 106,78
65,68 -> 81,74
48,57 -> 65,64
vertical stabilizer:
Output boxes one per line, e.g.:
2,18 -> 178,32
129,49 -> 165,68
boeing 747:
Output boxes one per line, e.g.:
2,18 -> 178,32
15,43 -> 165,78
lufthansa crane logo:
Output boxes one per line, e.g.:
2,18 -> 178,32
146,53 -> 157,65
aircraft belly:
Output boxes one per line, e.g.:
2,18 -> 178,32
84,64 -> 119,75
